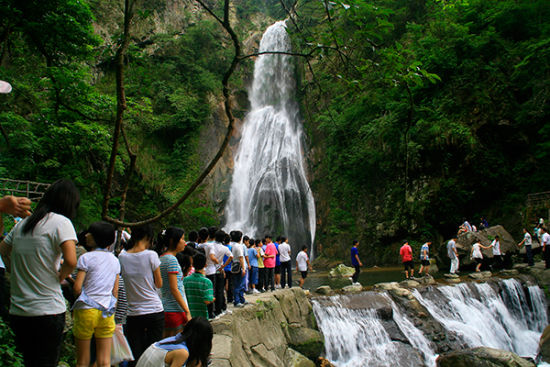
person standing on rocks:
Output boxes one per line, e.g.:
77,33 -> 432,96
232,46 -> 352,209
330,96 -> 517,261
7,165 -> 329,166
399,241 -> 414,279
471,241 -> 487,272
350,240 -> 362,283
263,235 -> 277,291
488,235 -> 503,270
541,227 -> 550,269
183,253 -> 213,320
447,237 -> 459,274
296,246 -> 311,288
517,228 -> 534,266
278,237 -> 292,288
419,242 -> 431,276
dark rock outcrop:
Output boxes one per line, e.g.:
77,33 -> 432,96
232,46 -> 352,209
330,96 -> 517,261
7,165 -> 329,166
437,347 -> 535,367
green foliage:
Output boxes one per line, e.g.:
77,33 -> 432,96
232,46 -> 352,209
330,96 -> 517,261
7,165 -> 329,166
292,0 -> 550,263
0,318 -> 23,367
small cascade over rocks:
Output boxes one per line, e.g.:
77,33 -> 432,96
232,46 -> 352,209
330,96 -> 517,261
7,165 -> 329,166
312,278 -> 547,367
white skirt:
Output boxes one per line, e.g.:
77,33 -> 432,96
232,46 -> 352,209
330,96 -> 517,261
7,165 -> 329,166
136,344 -> 169,367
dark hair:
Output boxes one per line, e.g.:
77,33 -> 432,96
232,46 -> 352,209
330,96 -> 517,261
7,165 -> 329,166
243,235 -> 249,243
176,252 -> 193,276
126,224 -> 154,250
77,230 -> 93,252
281,236 -> 287,242
88,221 -> 115,249
158,227 -> 185,252
230,230 -> 243,242
188,230 -> 198,243
198,227 -> 209,243
23,179 -> 80,234
159,317 -> 213,367
224,233 -> 231,245
208,226 -> 218,240
352,240 -> 359,246
301,245 -> 307,251
193,253 -> 207,270
214,230 -> 226,243
264,234 -> 272,240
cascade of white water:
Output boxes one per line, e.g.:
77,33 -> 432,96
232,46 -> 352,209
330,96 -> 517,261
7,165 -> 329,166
384,294 -> 438,366
312,279 -> 547,367
312,296 -> 423,367
223,21 -> 316,255
412,279 -> 544,359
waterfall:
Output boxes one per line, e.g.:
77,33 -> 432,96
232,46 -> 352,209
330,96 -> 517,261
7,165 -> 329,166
313,279 -> 547,367
223,21 -> 316,255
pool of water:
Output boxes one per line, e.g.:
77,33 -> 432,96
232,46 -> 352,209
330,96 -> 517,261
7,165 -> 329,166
303,266 -> 408,290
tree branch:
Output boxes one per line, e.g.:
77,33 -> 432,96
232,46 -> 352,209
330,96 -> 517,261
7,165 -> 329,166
103,0 -> 241,227
102,0 -> 135,219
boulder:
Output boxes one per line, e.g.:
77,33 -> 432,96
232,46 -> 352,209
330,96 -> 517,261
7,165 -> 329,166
287,325 -> 324,361
342,284 -> 363,293
315,285 -> 332,295
444,273 -> 459,278
415,275 -> 437,285
437,347 -> 536,367
429,258 -> 440,274
390,287 -> 413,298
445,278 -> 462,284
399,279 -> 420,288
329,264 -> 355,278
285,348 -> 315,367
499,269 -> 519,276
538,325 -> 550,362
469,271 -> 492,280
374,282 -> 400,290
437,225 -> 518,268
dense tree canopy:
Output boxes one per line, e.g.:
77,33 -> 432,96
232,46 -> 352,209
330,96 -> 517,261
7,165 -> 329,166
0,0 -> 549,263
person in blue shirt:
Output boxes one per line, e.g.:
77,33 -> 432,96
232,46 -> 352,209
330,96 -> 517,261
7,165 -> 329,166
274,237 -> 281,288
419,242 -> 431,276
136,316 -> 212,367
351,240 -> 362,283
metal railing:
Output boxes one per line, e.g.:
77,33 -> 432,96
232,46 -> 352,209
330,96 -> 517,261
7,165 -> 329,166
0,178 -> 50,201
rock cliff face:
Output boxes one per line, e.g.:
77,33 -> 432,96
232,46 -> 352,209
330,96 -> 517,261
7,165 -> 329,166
437,347 -> 536,367
210,288 -> 323,367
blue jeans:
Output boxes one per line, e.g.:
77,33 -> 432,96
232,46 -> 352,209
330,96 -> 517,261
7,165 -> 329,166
233,271 -> 245,305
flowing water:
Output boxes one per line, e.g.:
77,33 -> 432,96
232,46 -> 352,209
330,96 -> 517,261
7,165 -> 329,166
313,279 -> 547,366
223,21 -> 316,255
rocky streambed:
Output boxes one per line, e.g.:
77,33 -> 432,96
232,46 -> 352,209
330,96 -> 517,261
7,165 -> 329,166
208,261 -> 550,367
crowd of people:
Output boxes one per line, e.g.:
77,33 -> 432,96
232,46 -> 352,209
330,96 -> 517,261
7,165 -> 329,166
0,179 -> 312,367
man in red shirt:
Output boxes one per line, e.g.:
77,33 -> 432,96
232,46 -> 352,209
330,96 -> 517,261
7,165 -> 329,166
399,242 -> 414,279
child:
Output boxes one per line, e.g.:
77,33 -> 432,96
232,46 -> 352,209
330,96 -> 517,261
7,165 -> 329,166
136,316 -> 213,367
73,221 -> 120,367
183,253 -> 214,319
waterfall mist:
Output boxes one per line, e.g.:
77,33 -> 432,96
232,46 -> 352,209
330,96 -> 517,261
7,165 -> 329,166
224,21 -> 316,255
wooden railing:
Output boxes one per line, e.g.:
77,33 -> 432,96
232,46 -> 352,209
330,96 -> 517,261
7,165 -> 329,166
0,178 -> 50,201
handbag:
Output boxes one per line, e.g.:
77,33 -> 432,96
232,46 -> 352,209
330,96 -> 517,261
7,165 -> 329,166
111,324 -> 134,365
231,261 -> 242,274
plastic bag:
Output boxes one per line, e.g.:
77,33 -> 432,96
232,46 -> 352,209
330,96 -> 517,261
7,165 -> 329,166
111,324 -> 134,365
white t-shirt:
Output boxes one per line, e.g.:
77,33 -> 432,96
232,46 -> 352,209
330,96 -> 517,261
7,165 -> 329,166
4,213 -> 77,316
524,232 -> 532,246
205,242 -> 232,276
472,243 -> 483,259
542,232 -> 550,247
296,251 -> 309,272
74,249 -> 120,310
279,242 -> 291,262
491,240 -> 501,255
231,241 -> 244,260
118,249 -> 163,316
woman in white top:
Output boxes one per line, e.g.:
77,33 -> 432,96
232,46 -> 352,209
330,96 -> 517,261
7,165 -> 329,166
118,224 -> 163,366
0,179 -> 79,367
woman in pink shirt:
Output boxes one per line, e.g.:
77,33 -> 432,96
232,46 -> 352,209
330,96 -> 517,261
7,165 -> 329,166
263,235 -> 277,291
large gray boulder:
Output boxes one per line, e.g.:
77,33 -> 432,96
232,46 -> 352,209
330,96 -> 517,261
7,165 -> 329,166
437,225 -> 517,268
437,347 -> 535,367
